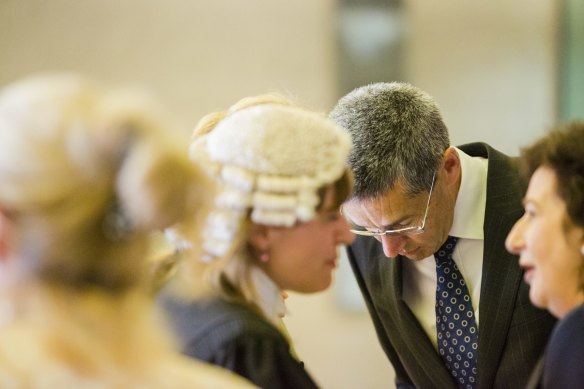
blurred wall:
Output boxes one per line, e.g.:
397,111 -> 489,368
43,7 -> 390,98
0,1 -> 560,389
561,0 -> 584,120
406,0 -> 559,154
0,0 -> 338,128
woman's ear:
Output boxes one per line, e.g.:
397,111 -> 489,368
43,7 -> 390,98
248,224 -> 273,263
0,208 -> 11,261
248,223 -> 270,252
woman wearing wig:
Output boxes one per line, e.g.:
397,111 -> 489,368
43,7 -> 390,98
506,121 -> 584,388
160,96 -> 355,388
0,74 -> 253,388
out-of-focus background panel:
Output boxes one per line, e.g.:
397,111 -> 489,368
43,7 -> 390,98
561,0 -> 584,121
406,0 -> 559,153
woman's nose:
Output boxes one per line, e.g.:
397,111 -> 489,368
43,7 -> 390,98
337,214 -> 356,245
505,216 -> 525,255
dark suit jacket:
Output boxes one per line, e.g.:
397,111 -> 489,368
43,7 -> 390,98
160,295 -> 319,389
346,143 -> 557,389
541,303 -> 584,388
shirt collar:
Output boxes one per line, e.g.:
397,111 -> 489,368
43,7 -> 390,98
250,266 -> 287,325
449,146 -> 488,240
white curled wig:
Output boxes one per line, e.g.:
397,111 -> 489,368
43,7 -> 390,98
194,104 -> 351,261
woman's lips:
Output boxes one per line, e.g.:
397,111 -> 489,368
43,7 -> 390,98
522,266 -> 534,284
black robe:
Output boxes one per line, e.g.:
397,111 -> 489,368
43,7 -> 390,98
160,295 -> 319,389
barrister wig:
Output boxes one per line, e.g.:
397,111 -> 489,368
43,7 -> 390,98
191,104 -> 351,261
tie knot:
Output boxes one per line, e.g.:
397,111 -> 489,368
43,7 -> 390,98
435,235 -> 458,263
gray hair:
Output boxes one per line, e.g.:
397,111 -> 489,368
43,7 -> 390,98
329,82 -> 450,198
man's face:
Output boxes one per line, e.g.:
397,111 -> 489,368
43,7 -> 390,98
342,174 -> 455,260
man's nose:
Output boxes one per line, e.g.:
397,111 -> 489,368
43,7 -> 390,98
379,234 -> 407,258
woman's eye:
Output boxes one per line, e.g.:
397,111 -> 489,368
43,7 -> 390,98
323,211 -> 341,222
523,206 -> 536,218
328,213 -> 341,222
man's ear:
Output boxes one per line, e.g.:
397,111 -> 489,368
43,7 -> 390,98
442,147 -> 462,187
248,223 -> 270,252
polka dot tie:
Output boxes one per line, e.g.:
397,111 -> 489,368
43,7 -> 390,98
435,236 -> 478,388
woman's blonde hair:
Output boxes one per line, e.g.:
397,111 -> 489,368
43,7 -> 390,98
0,74 -> 200,293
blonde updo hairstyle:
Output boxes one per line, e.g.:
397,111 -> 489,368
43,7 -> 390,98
0,74 -> 199,293
170,94 -> 352,309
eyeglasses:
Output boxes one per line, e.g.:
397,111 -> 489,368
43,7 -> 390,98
342,172 -> 436,237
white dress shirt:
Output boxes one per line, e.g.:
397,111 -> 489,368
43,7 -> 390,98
402,147 -> 488,349
250,266 -> 287,327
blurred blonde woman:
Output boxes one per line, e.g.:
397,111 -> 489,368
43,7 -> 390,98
0,74 -> 254,388
160,95 -> 355,389
505,121 -> 584,388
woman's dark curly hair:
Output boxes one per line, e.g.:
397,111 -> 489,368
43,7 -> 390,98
520,120 -> 584,228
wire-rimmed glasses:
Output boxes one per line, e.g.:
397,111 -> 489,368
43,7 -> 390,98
342,172 -> 436,237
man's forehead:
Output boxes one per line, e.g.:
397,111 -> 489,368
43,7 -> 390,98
346,183 -> 411,209
344,186 -> 424,224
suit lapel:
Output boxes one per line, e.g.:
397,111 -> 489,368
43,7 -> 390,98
375,250 -> 457,387
460,144 -> 525,389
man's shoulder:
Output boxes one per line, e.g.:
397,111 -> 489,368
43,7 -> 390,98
458,142 -> 523,185
554,303 -> 584,337
457,142 -> 512,160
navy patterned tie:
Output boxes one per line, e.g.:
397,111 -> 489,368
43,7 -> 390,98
435,236 -> 478,388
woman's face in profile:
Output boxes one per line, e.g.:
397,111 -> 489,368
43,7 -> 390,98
505,166 -> 584,318
259,188 -> 355,293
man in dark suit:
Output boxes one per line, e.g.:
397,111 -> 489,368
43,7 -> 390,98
329,82 -> 556,389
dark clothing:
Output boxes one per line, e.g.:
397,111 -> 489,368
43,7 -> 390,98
541,303 -> 584,388
346,143 -> 557,389
160,295 -> 319,389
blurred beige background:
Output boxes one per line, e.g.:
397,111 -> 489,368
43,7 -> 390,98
0,1 -> 562,388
